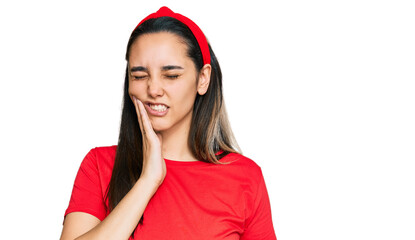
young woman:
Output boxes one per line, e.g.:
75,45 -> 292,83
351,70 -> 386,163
60,6 -> 277,240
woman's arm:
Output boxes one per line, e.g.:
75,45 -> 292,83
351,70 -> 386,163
60,176 -> 160,240
61,98 -> 166,240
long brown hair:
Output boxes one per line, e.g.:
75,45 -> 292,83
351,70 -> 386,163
105,16 -> 241,234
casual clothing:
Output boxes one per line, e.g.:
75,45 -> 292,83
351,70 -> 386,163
64,145 -> 277,239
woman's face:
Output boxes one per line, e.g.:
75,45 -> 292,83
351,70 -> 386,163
127,31 -> 208,133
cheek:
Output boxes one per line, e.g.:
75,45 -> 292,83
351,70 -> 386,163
170,84 -> 197,109
128,82 -> 146,97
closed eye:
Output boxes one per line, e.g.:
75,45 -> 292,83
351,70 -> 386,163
166,75 -> 180,79
133,75 -> 147,80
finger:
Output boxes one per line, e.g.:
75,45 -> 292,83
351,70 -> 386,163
137,99 -> 156,138
133,96 -> 145,136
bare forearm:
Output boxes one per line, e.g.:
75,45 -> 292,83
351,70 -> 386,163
75,177 -> 159,240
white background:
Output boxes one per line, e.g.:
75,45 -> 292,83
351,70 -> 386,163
0,0 -> 414,239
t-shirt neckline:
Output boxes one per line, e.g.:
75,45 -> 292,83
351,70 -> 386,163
164,158 -> 210,166
163,150 -> 225,167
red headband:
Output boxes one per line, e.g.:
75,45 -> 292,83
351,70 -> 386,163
132,6 -> 211,65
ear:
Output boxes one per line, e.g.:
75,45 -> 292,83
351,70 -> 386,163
197,64 -> 212,95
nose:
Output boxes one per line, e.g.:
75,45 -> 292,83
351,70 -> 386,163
147,76 -> 164,98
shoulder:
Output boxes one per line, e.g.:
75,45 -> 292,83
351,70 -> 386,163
90,145 -> 118,160
220,152 -> 264,184
221,152 -> 261,169
80,145 -> 117,174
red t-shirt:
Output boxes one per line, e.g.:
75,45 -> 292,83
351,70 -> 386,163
64,145 -> 277,239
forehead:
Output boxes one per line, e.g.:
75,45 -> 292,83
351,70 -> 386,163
128,32 -> 189,67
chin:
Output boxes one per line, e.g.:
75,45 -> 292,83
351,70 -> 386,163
150,120 -> 171,132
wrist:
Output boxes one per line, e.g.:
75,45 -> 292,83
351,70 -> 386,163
138,175 -> 162,191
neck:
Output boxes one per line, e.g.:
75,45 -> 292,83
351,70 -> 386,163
157,112 -> 197,162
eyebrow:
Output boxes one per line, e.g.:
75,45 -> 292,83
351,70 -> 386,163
162,65 -> 184,71
130,65 -> 184,72
130,66 -> 147,72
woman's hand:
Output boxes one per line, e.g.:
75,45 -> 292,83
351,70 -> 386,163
132,96 -> 167,187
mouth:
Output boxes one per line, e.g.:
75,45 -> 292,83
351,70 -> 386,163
144,102 -> 169,116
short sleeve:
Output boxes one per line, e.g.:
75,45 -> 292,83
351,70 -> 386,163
241,168 -> 277,240
63,148 -> 107,224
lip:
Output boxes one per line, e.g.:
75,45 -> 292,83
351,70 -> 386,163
144,101 -> 169,117
144,101 -> 170,108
